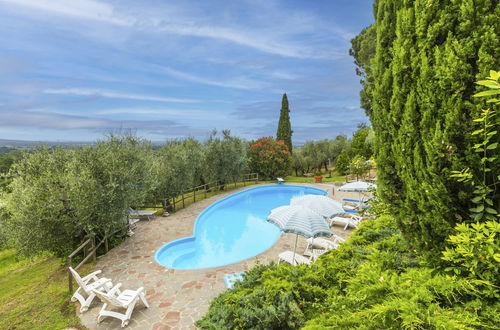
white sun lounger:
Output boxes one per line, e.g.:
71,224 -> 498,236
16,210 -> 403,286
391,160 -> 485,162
69,267 -> 113,313
329,214 -> 363,230
278,251 -> 312,265
93,283 -> 150,328
128,208 -> 156,221
305,235 -> 345,251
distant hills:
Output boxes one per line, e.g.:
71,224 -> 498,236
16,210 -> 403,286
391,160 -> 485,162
0,139 -> 93,149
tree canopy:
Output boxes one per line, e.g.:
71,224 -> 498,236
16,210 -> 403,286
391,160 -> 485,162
248,138 -> 291,179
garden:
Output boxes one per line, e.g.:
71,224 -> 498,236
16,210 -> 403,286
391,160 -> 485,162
0,0 -> 498,328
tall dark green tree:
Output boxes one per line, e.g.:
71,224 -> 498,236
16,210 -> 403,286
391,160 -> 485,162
350,24 -> 376,113
355,0 -> 499,261
276,93 -> 293,154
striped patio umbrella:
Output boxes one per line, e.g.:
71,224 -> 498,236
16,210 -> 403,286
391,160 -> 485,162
337,181 -> 376,192
267,205 -> 332,262
338,181 -> 377,201
290,195 -> 344,219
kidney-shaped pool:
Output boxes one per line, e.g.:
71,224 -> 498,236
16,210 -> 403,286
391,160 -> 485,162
154,184 -> 327,269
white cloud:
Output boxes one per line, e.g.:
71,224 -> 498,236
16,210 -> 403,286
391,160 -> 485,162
43,88 -> 199,103
0,0 -> 134,25
95,107 -> 218,119
0,0 -> 345,59
158,66 -> 262,90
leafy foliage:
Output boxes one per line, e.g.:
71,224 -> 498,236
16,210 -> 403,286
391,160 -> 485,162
0,149 -> 24,190
350,24 -> 376,113
248,138 -> 291,180
335,149 -> 350,175
198,216 -> 499,329
349,154 -> 371,180
450,70 -> 499,222
150,138 -> 203,201
276,93 -> 293,154
441,221 -> 500,298
350,124 -> 373,159
203,130 -> 247,187
358,0 -> 500,261
2,134 -> 154,257
442,71 -> 500,299
291,136 -> 351,176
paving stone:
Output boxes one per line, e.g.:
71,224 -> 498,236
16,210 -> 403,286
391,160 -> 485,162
77,183 -> 356,329
180,281 -> 197,289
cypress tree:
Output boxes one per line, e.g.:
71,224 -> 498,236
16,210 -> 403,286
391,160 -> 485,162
361,0 -> 499,261
277,93 -> 293,154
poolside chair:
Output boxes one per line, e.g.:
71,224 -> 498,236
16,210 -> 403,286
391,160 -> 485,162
128,217 -> 140,230
329,214 -> 363,230
305,235 -> 345,252
128,208 -> 156,221
93,283 -> 149,328
277,177 -> 285,184
278,251 -> 312,265
69,267 -> 113,313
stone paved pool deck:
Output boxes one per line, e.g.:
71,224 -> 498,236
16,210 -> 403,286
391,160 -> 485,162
79,182 -> 357,329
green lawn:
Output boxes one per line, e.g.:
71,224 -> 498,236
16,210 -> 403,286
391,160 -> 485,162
284,174 -> 347,183
169,180 -> 262,211
0,249 -> 84,329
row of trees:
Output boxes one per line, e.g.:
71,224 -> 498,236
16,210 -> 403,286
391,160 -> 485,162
290,125 -> 374,177
0,127 -> 376,257
0,131 -> 248,257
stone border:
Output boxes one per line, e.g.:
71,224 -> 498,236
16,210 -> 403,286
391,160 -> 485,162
78,183 -> 356,329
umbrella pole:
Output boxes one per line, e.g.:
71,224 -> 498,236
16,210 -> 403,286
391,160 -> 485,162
292,233 -> 299,265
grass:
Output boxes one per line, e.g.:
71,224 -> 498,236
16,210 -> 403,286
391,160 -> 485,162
285,174 -> 347,183
168,180 -> 261,212
0,249 -> 85,329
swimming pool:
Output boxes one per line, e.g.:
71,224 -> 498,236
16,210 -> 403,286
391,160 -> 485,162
155,184 -> 327,269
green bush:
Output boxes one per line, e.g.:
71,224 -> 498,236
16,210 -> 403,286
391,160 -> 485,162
3,134 -> 154,257
358,0 -> 499,261
349,154 -> 370,180
335,149 -> 350,175
248,137 -> 291,180
442,221 -> 500,298
197,215 -> 499,329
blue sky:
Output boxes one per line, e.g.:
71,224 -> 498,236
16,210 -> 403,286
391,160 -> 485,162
0,0 -> 373,144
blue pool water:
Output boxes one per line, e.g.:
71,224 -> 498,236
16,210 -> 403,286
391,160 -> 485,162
155,184 -> 327,269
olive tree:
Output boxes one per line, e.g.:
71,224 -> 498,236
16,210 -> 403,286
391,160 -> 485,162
150,138 -> 204,202
203,130 -> 247,187
3,134 -> 154,257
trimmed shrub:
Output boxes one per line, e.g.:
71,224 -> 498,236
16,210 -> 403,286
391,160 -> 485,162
248,138 -> 291,180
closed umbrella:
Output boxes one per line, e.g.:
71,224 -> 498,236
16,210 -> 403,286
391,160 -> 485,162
267,205 -> 332,262
290,195 -> 344,219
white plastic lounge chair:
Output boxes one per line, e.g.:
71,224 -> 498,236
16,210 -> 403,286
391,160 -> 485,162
93,283 -> 150,328
128,208 -> 156,221
128,217 -> 140,230
329,214 -> 363,230
278,251 -> 312,265
305,235 -> 345,251
69,267 -> 113,313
